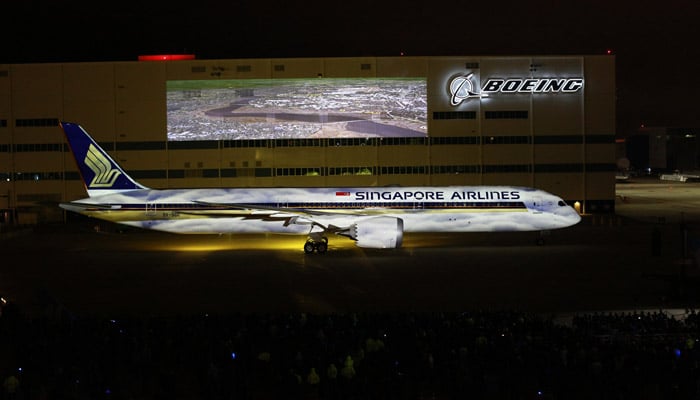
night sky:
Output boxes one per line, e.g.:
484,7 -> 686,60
3,0 -> 699,135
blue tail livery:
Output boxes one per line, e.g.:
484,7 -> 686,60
61,122 -> 148,197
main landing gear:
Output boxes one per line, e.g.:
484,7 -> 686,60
304,237 -> 328,254
536,230 -> 550,246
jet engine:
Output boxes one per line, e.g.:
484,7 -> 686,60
349,216 -> 404,249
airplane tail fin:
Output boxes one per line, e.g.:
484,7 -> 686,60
60,121 -> 148,197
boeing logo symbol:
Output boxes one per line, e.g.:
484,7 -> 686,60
449,73 -> 487,106
448,74 -> 585,106
85,144 -> 121,187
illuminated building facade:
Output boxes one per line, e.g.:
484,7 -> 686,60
0,55 -> 614,224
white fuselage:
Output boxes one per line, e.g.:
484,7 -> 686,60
62,186 -> 581,235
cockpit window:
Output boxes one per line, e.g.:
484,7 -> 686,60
558,200 -> 566,206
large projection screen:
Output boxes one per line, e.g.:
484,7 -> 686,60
167,78 -> 427,141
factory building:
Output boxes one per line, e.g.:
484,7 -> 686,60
0,55 -> 615,225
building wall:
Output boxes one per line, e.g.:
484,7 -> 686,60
0,55 -> 615,223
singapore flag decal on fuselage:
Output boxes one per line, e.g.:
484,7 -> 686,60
59,122 -> 581,253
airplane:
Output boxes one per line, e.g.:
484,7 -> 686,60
59,121 -> 582,253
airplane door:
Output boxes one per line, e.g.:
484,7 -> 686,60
531,196 -> 543,213
146,202 -> 157,217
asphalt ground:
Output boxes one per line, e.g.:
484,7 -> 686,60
2,177 -> 700,319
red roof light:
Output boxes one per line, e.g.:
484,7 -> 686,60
138,54 -> 195,61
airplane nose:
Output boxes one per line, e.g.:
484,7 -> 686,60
552,204 -> 581,227
569,207 -> 582,224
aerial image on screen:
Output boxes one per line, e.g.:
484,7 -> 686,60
167,78 -> 427,141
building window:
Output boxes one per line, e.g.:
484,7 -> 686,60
15,118 -> 59,127
236,168 -> 254,177
12,171 -> 64,181
484,111 -> 528,119
203,169 -> 219,178
255,168 -> 272,177
534,135 -> 583,144
482,164 -> 532,173
275,167 -> 324,176
328,167 -> 374,176
13,143 -> 64,152
380,166 -> 427,175
221,168 -> 237,177
131,170 -> 167,179
431,165 -> 480,174
168,141 -> 218,150
331,138 -> 377,147
274,138 -> 323,147
430,137 -> 480,145
482,136 -> 531,144
184,169 -> 203,178
433,111 -> 477,120
223,139 -> 270,148
585,163 -> 616,172
379,137 -> 426,146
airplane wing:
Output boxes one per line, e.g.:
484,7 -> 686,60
178,206 -> 353,237
59,201 -> 123,211
186,200 -> 364,232
189,200 -> 371,216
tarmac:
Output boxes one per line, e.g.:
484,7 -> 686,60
2,176 -> 700,319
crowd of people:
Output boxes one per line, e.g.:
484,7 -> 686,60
2,303 -> 700,399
